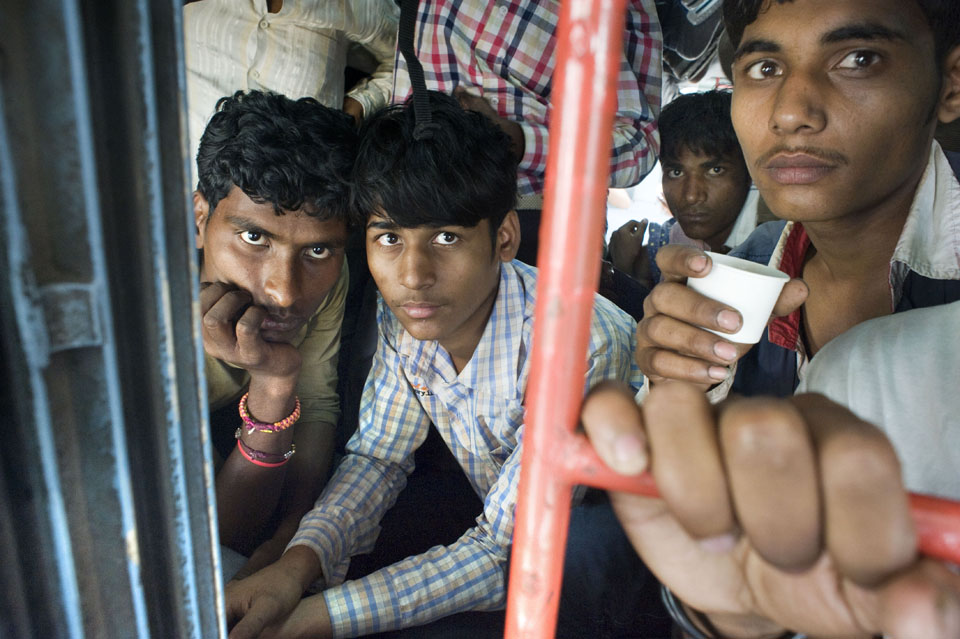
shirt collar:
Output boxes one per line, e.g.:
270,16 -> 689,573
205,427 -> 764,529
455,262 -> 528,397
724,189 -> 760,249
890,142 -> 960,293
766,142 -> 960,351
387,261 -> 531,398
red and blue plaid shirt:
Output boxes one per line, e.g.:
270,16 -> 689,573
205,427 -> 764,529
392,0 -> 662,197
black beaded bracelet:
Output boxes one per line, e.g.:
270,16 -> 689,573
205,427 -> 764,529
660,585 -> 805,639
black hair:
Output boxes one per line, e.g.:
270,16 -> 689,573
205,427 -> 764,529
196,90 -> 357,221
351,91 -> 517,239
659,91 -> 745,168
723,0 -> 960,67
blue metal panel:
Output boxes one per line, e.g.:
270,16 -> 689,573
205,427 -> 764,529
0,0 -> 225,637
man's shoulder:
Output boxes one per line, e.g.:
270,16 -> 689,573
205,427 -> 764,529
298,259 -> 349,342
507,259 -> 634,336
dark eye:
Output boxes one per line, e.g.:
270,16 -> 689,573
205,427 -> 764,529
307,246 -> 332,260
435,232 -> 459,245
376,233 -> 400,246
709,166 -> 726,175
837,50 -> 880,71
240,230 -> 266,246
745,59 -> 781,80
666,168 -> 683,179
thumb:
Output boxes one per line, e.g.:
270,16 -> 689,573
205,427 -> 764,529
580,382 -> 648,475
637,218 -> 649,240
878,558 -> 960,639
228,604 -> 270,639
771,278 -> 809,317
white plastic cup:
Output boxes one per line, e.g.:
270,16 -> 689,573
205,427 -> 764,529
686,252 -> 790,344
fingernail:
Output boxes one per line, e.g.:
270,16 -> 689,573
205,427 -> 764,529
714,341 -> 737,361
699,533 -> 737,554
717,310 -> 741,331
612,433 -> 646,472
708,366 -> 729,381
688,254 -> 708,273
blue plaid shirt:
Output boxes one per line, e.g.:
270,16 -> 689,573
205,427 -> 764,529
290,261 -> 642,637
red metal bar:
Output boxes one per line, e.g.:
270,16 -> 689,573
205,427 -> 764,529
504,1 -> 960,637
560,431 -> 960,565
504,0 -> 627,636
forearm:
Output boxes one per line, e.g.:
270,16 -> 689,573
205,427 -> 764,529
275,544 -> 325,594
217,375 -> 299,550
236,423 -> 337,577
289,450 -> 410,587
281,421 -> 337,517
323,529 -> 508,636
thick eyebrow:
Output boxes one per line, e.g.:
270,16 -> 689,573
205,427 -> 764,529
733,22 -> 907,63
226,214 -> 347,248
699,156 -> 731,169
821,22 -> 907,45
225,214 -> 276,240
732,39 -> 779,63
366,219 -> 399,231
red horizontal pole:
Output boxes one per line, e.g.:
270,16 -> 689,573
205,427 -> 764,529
561,432 -> 960,565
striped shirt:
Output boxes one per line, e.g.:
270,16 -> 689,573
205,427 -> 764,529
391,0 -> 662,197
290,261 -> 641,636
184,0 -> 399,178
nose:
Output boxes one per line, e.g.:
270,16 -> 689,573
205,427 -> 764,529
398,244 -> 436,291
262,258 -> 300,310
682,174 -> 707,205
770,69 -> 826,135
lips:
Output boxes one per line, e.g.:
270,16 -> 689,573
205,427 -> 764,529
399,303 -> 441,320
762,152 -> 841,185
676,210 -> 712,224
260,315 -> 303,334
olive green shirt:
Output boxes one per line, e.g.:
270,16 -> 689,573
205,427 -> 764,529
205,259 -> 347,431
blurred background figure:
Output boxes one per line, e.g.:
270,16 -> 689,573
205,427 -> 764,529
608,90 -> 757,288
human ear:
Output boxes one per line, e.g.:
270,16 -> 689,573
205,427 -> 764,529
193,191 -> 209,249
496,210 -> 521,262
936,44 -> 960,124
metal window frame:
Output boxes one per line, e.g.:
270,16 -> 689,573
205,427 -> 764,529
0,1 -> 224,637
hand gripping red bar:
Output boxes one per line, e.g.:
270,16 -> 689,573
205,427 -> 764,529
503,0 -> 960,636
562,434 -> 960,566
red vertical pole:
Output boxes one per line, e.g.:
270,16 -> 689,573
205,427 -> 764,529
504,0 -> 627,637
503,1 -> 960,637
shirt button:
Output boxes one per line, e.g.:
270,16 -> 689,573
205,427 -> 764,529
259,19 -> 269,29
498,5 -> 508,16
251,70 -> 260,79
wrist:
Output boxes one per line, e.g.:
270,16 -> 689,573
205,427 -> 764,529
246,376 -> 298,421
701,613 -> 797,639
279,545 -> 324,592
661,586 -> 798,639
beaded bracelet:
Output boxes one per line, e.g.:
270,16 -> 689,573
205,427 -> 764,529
660,585 -> 805,639
238,392 -> 301,434
234,428 -> 296,468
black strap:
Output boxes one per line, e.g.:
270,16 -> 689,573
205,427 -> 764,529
398,0 -> 439,140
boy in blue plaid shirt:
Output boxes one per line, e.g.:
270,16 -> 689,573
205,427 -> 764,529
225,92 -> 669,638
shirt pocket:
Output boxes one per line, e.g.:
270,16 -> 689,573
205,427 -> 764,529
474,394 -> 525,473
